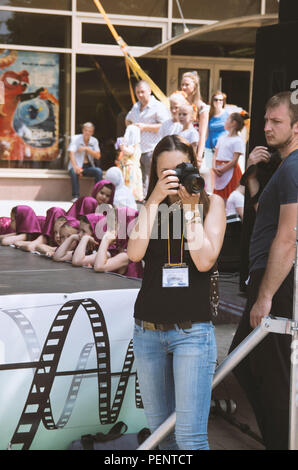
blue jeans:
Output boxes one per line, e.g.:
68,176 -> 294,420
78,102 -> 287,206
133,321 -> 217,450
69,164 -> 102,198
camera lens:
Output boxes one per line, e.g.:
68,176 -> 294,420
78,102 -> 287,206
185,175 -> 205,194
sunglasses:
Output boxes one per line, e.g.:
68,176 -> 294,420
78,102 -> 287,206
214,98 -> 224,102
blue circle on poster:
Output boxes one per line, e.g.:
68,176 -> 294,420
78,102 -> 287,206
17,98 -> 49,126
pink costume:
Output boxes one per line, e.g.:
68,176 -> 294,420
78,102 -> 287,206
37,216 -> 46,233
84,213 -> 106,244
14,205 -> 42,239
91,179 -> 115,205
67,196 -> 98,219
0,217 -> 14,235
109,207 -> 143,279
42,207 -> 66,244
63,216 -> 80,230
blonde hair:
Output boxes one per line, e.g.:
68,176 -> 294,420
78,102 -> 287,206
179,103 -> 195,120
169,92 -> 188,106
181,71 -> 201,107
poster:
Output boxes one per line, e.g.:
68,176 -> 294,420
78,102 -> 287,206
0,289 -> 146,450
0,50 -> 59,162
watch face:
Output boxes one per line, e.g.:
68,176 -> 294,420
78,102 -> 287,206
184,210 -> 194,221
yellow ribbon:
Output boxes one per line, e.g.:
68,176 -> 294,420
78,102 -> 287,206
92,0 -> 169,108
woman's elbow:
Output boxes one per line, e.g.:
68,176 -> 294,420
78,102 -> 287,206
127,247 -> 143,262
72,258 -> 83,267
94,264 -> 104,273
195,261 -> 215,272
194,252 -> 219,272
128,253 -> 142,263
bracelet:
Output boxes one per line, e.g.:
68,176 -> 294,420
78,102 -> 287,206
185,213 -> 202,224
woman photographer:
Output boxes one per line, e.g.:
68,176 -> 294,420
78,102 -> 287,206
127,135 -> 226,450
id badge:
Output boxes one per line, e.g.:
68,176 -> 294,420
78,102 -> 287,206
162,263 -> 189,288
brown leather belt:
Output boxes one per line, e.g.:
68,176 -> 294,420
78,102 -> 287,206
135,318 -> 194,331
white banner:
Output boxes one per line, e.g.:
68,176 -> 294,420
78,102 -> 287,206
0,289 -> 146,450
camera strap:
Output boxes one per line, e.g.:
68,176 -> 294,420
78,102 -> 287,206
162,220 -> 189,288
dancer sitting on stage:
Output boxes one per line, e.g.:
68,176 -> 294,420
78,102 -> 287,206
52,217 -> 81,262
36,215 -> 72,258
127,135 -> 226,450
0,205 -> 43,246
0,216 -> 14,236
71,213 -> 105,267
91,179 -> 115,213
14,206 -> 66,252
67,196 -> 97,219
212,112 -> 246,201
93,207 -> 143,278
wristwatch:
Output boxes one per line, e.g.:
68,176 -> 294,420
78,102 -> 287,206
184,208 -> 201,224
184,210 -> 195,222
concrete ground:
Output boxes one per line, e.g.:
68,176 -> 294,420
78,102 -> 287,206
210,323 -> 264,450
209,271 -> 265,450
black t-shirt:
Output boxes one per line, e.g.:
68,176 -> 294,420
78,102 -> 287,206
134,209 -> 212,323
249,150 -> 298,273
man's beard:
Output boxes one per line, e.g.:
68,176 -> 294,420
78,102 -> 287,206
266,133 -> 293,151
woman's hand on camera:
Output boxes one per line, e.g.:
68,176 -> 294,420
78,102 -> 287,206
150,169 -> 179,204
178,185 -> 199,208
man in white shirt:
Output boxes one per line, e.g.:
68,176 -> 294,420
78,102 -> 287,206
125,81 -> 169,197
68,122 -> 102,201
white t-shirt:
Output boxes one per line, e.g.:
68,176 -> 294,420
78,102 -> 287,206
158,119 -> 182,140
67,134 -> 100,170
125,96 -> 170,153
179,125 -> 199,145
226,189 -> 245,217
216,135 -> 245,162
198,101 -> 210,115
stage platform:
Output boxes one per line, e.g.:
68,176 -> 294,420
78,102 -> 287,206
0,245 -> 141,296
0,245 -> 264,450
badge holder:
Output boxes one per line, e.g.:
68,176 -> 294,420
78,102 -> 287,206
162,225 -> 189,288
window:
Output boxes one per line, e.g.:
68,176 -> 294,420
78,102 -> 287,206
172,23 -> 203,38
0,0 -> 71,9
220,70 -> 250,110
173,0 -> 262,20
77,0 -> 168,17
0,11 -> 71,48
82,23 -> 162,48
172,27 -> 257,59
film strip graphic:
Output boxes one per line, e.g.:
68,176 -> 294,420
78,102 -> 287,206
2,298 -> 142,450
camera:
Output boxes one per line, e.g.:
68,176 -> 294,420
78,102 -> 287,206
173,162 -> 205,194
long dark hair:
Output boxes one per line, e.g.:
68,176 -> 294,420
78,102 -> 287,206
146,135 -> 210,218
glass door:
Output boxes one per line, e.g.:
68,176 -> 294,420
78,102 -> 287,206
168,58 -> 253,110
219,70 -> 251,111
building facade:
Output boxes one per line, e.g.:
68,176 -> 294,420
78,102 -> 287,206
0,0 -> 278,200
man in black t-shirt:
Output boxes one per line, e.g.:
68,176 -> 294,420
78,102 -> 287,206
230,91 -> 298,450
